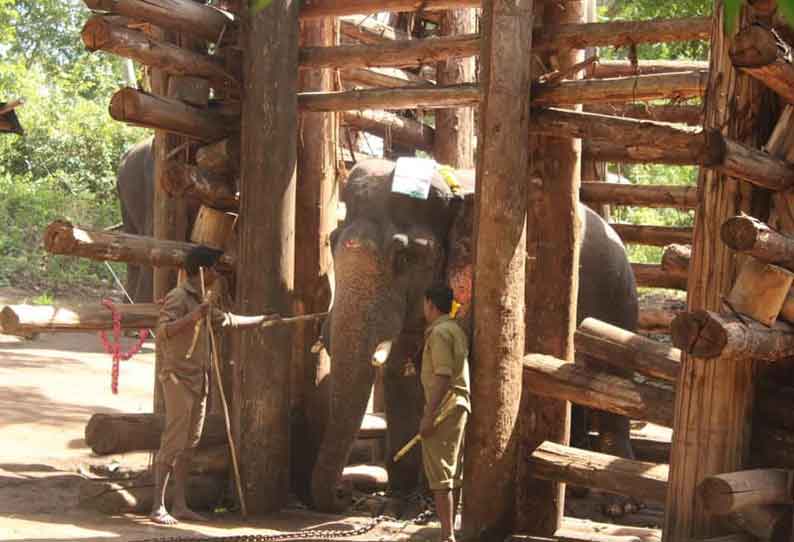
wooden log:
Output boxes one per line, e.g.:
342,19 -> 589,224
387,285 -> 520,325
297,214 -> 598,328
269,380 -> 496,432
465,0 -> 533,534
632,263 -> 688,290
731,24 -> 794,105
534,16 -> 711,52
299,83 -> 480,112
575,317 -> 681,383
662,244 -> 691,278
109,88 -> 235,141
81,16 -> 234,82
43,220 -> 234,270
671,310 -> 794,362
521,354 -> 675,427
587,59 -> 709,79
85,413 -> 227,455
300,0 -> 480,19
195,137 -> 240,176
162,161 -> 239,211
725,257 -> 794,326
580,183 -> 697,209
532,71 -> 708,107
639,297 -> 686,334
342,67 -> 432,88
720,136 -> 794,191
83,0 -> 233,43
554,517 -> 663,542
339,15 -> 409,44
300,33 -> 479,69
611,224 -> 693,247
584,103 -> 702,126
342,110 -> 434,151
0,303 -> 159,336
190,206 -> 236,251
528,441 -> 668,503
582,140 -> 700,165
722,215 -> 794,270
728,505 -> 792,542
699,469 -> 794,515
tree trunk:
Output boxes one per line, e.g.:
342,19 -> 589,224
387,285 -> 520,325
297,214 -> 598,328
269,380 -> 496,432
0,303 -> 159,336
162,161 -> 239,211
574,317 -> 681,383
463,0 -> 532,536
699,469 -> 794,515
195,137 -> 240,176
43,220 -> 234,269
83,0 -> 233,43
299,83 -> 480,112
632,263 -> 688,290
722,215 -> 794,270
671,310 -> 794,362
580,183 -> 697,209
435,9 -> 476,169
342,110 -> 434,151
584,103 -> 703,126
522,354 -> 675,427
109,87 -> 236,141
233,0 -> 299,513
588,59 -> 709,79
528,441 -> 669,503
82,16 -> 235,82
611,224 -> 693,246
300,0 -> 479,19
731,24 -> 794,105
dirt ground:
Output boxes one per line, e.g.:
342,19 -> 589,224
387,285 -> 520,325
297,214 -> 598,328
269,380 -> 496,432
0,287 -> 666,542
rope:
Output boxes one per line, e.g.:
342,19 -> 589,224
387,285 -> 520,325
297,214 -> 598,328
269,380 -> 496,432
98,299 -> 149,394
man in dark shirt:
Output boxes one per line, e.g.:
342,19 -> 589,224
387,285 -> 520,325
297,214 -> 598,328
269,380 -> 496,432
151,245 -> 276,525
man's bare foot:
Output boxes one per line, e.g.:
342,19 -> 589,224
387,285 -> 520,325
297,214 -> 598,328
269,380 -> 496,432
171,506 -> 208,522
150,508 -> 179,525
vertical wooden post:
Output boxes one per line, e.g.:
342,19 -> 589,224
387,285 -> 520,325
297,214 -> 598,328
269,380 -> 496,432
293,16 -> 338,497
434,9 -> 476,168
235,0 -> 299,512
515,0 -> 584,534
664,2 -> 771,540
463,0 -> 532,538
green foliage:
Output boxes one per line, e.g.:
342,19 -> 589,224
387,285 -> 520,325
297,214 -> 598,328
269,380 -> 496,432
723,0 -> 794,33
250,0 -> 274,14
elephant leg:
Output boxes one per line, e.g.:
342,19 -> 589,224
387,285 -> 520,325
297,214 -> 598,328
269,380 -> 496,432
570,405 -> 590,450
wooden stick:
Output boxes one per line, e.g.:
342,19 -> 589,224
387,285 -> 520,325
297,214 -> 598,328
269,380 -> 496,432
259,312 -> 329,328
731,24 -> 794,105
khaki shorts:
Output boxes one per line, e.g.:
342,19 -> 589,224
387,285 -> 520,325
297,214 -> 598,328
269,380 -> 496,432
421,406 -> 468,491
155,376 -> 207,467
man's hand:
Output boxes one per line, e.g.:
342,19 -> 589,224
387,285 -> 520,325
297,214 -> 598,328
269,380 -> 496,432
420,414 -> 435,439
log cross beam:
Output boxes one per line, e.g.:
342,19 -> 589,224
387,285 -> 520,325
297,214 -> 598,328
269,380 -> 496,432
722,215 -> 794,271
730,24 -> 794,105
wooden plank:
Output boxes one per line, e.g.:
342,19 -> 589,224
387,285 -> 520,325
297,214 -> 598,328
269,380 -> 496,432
611,224 -> 693,246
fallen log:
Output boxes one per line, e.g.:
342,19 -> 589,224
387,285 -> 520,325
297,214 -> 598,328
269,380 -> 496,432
163,161 -> 239,211
82,16 -> 234,82
528,441 -> 668,503
195,137 -> 240,176
109,88 -> 236,141
0,303 -> 159,336
611,224 -> 693,247
342,67 -> 432,88
632,263 -> 688,290
300,33 -> 479,69
722,215 -> 794,271
731,24 -> 794,105
575,317 -> 680,383
522,354 -> 675,426
661,244 -> 691,278
579,182 -> 697,209
638,297 -> 686,334
671,310 -> 794,361
300,0 -> 480,19
699,469 -> 794,515
729,504 -> 792,542
43,220 -> 235,270
83,0 -> 234,43
584,103 -> 702,126
342,110 -> 434,151
588,59 -> 709,79
299,83 -> 480,112
534,16 -> 711,52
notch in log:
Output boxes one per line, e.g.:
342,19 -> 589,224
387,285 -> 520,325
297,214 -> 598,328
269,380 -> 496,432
671,310 -> 794,361
730,24 -> 794,106
699,469 -> 794,515
722,215 -> 794,271
163,161 -> 239,210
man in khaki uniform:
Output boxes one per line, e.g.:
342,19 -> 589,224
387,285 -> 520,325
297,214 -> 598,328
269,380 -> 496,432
420,283 -> 471,542
151,245 -> 277,525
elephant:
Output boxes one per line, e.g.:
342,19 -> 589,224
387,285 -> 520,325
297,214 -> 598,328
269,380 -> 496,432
309,159 -> 639,513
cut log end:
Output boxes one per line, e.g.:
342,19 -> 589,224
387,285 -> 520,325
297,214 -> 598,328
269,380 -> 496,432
721,215 -> 765,252
671,310 -> 728,359
81,16 -> 112,52
730,25 -> 782,68
43,220 -> 78,254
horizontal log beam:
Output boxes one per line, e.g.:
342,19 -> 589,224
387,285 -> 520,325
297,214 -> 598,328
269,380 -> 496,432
528,441 -> 668,503
671,310 -> 794,361
722,215 -> 794,271
731,24 -> 794,105
611,224 -> 693,246
82,16 -> 234,82
580,182 -> 697,209
583,140 -> 700,165
639,297 -> 686,334
535,16 -> 711,52
522,354 -> 675,426
585,103 -> 702,126
299,83 -> 480,112
699,469 -> 794,515
163,161 -> 239,211
0,303 -> 159,336
632,263 -> 688,290
575,317 -> 681,383
342,67 -> 432,88
109,88 -> 236,141
588,59 -> 710,79
300,0 -> 480,19
43,220 -> 235,270
83,0 -> 233,43
342,110 -> 434,151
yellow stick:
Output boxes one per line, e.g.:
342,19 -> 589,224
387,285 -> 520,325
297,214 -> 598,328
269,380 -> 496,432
393,392 -> 458,463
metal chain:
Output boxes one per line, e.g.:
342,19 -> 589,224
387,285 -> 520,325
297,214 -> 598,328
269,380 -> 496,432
132,515 -> 395,542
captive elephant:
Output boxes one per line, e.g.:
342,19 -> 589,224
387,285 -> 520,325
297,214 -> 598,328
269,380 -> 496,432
310,159 -> 639,513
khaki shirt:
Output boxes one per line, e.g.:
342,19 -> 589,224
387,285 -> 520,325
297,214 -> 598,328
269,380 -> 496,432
421,314 -> 471,413
156,281 -> 237,396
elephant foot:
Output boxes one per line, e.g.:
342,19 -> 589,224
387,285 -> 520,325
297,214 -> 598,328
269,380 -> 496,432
602,495 -> 645,519
379,491 -> 432,521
